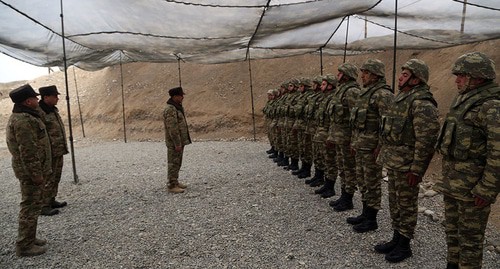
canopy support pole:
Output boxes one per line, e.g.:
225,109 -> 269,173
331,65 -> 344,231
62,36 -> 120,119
72,67 -> 85,138
59,0 -> 78,183
319,48 -> 324,75
177,57 -> 182,87
343,15 -> 350,63
391,0 -> 398,92
460,0 -> 467,33
119,53 -> 127,143
247,55 -> 257,141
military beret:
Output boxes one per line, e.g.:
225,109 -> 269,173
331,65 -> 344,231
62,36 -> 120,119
39,85 -> 60,96
169,87 -> 185,97
9,84 -> 39,104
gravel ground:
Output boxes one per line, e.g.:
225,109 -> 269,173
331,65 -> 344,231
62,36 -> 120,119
0,140 -> 498,269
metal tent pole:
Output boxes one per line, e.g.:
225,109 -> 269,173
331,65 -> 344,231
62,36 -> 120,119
72,67 -> 85,138
392,0 -> 398,92
343,16 -> 350,63
460,0 -> 467,33
119,53 -> 127,143
320,48 -> 324,75
59,0 -> 78,183
247,55 -> 257,141
177,57 -> 182,87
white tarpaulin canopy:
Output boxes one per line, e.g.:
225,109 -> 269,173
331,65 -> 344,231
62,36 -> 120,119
0,0 -> 499,70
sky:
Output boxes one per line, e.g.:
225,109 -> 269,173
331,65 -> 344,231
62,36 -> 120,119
0,54 -> 50,83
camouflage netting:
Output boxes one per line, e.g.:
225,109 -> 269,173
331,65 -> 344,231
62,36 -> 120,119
0,0 -> 498,70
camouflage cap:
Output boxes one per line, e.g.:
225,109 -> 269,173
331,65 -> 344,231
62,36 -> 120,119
402,59 -> 429,84
312,76 -> 323,84
289,78 -> 300,87
299,77 -> 312,87
272,88 -> 280,96
338,63 -> 359,79
280,81 -> 289,89
322,74 -> 337,87
267,89 -> 275,95
360,59 -> 385,77
452,52 -> 496,80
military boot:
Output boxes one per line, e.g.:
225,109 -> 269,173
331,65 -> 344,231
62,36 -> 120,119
374,230 -> 400,253
266,147 -> 275,154
346,201 -> 366,224
287,158 -> 300,172
297,162 -> 312,178
385,235 -> 412,263
446,263 -> 459,269
167,182 -> 185,194
333,191 -> 354,212
16,244 -> 47,257
308,169 -> 324,187
329,188 -> 346,207
305,168 -> 321,184
268,151 -> 278,159
292,161 -> 305,175
41,207 -> 59,216
277,155 -> 289,167
353,206 -> 378,233
177,182 -> 187,189
34,238 -> 47,246
51,198 -> 67,208
273,152 -> 283,162
320,179 -> 336,198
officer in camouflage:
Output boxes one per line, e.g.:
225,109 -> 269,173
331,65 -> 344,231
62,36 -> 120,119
434,52 -> 500,269
163,87 -> 191,194
348,59 -> 394,233
376,59 -> 440,262
38,85 -> 69,216
327,63 -> 361,211
6,84 -> 51,257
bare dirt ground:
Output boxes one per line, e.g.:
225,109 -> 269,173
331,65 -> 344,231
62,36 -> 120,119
0,39 -> 499,231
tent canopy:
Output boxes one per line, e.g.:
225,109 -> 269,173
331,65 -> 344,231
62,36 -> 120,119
0,0 -> 499,70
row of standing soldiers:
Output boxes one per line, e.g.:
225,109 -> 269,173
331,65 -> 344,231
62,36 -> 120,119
262,52 -> 499,269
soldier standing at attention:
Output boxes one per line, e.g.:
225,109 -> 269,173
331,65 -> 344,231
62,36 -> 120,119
6,84 -> 51,257
38,85 -> 69,216
376,59 -> 440,262
291,78 -> 314,175
263,89 -> 277,156
163,87 -> 191,194
348,59 -> 394,233
434,52 -> 499,269
328,63 -> 361,211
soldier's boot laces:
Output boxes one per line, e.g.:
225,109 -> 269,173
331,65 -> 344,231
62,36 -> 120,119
16,244 -> 46,257
333,191 -> 354,212
353,206 -> 378,233
374,230 -> 400,253
385,235 -> 412,263
41,207 -> 59,216
346,201 -> 366,224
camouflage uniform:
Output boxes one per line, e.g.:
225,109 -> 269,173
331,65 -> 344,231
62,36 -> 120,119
163,90 -> 192,189
272,86 -> 287,162
38,88 -> 69,210
291,78 -> 315,173
283,79 -> 301,169
349,59 -> 394,233
376,59 -> 440,263
434,52 -> 500,269
327,64 -> 360,209
263,89 -> 277,153
6,85 -> 52,254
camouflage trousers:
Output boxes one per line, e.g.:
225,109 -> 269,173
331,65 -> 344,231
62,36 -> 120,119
274,125 -> 283,152
43,155 -> 64,207
336,143 -> 357,194
17,177 -> 43,249
324,144 -> 338,181
355,149 -> 382,209
266,119 -> 274,147
443,195 -> 491,269
286,128 -> 299,159
300,131 -> 313,163
312,140 -> 326,171
167,147 -> 184,187
387,169 -> 419,239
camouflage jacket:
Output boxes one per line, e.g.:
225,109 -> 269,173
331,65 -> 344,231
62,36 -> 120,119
163,99 -> 192,148
327,80 -> 360,144
262,99 -> 276,119
292,90 -> 314,130
312,90 -> 334,143
38,101 -> 69,157
6,104 -> 52,180
304,91 -> 323,135
350,79 -> 393,150
378,84 -> 439,175
434,82 -> 500,202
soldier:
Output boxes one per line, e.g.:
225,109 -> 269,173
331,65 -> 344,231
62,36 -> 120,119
272,82 -> 288,164
348,59 -> 393,233
38,85 -> 69,216
6,84 -> 51,257
296,76 -> 323,179
282,79 -> 301,171
163,87 -> 191,194
263,89 -> 277,156
434,52 -> 499,269
376,59 -> 440,262
327,63 -> 361,209
308,75 -> 337,188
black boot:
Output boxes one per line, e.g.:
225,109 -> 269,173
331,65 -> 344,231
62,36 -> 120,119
297,163 -> 312,178
273,151 -> 283,162
305,168 -> 321,184
374,230 -> 400,253
268,151 -> 278,159
266,147 -> 275,154
41,207 -> 59,216
385,235 -> 412,263
315,178 -> 333,194
330,188 -> 346,207
320,179 -> 336,198
346,201 -> 366,224
446,263 -> 459,269
285,158 -> 299,171
51,199 -> 68,208
278,155 -> 289,167
309,169 -> 324,187
333,191 -> 354,212
353,206 -> 378,233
